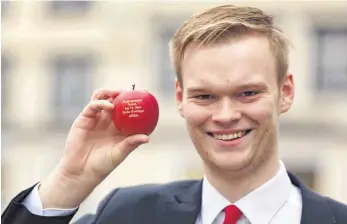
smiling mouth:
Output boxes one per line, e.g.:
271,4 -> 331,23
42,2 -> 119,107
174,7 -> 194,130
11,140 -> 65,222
207,129 -> 252,141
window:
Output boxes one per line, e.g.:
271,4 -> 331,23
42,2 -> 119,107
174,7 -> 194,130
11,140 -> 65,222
152,15 -> 187,97
51,55 -> 93,127
1,55 -> 12,130
1,1 -> 10,18
1,56 -> 9,109
315,28 -> 347,92
48,1 -> 92,15
154,27 -> 178,96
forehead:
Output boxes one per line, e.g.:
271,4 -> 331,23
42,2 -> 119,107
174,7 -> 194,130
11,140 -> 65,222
181,35 -> 277,90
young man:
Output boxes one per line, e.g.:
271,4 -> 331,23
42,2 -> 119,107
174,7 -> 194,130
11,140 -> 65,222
2,4 -> 347,224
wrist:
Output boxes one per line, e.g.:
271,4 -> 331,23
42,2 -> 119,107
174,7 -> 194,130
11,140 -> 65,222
39,167 -> 96,209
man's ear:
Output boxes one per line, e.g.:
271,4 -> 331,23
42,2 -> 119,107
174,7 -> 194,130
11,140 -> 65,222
175,79 -> 184,118
280,73 -> 295,114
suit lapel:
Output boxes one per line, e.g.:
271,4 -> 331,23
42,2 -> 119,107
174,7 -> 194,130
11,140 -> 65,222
156,180 -> 202,224
288,172 -> 336,224
155,173 -> 338,224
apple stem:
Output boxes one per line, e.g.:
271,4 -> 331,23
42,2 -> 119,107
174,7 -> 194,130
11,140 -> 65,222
132,84 -> 135,90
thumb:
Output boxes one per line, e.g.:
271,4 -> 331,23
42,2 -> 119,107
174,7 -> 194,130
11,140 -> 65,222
111,134 -> 150,167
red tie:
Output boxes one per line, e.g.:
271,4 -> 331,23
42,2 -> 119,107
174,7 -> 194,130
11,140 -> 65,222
223,205 -> 242,224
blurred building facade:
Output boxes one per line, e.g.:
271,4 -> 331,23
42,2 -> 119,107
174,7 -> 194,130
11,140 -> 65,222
1,0 -> 347,219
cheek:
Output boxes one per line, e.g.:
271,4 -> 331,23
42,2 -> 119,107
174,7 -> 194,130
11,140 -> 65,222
243,98 -> 278,122
182,103 -> 211,126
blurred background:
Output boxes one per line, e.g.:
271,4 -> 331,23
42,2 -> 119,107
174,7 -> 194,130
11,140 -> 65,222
1,0 -> 347,221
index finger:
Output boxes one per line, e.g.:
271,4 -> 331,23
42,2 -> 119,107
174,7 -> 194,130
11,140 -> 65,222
91,88 -> 122,101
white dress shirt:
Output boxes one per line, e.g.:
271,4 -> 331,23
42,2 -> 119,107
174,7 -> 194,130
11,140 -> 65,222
195,161 -> 303,224
23,161 -> 302,224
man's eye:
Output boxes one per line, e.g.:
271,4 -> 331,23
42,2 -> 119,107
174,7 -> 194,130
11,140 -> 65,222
240,91 -> 258,97
195,95 -> 214,100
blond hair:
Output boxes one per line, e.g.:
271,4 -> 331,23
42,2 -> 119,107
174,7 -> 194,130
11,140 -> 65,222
169,4 -> 290,86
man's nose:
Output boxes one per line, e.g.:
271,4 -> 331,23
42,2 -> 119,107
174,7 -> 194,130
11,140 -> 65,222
211,99 -> 242,124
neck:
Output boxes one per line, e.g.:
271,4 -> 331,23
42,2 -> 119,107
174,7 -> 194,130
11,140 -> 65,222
204,154 -> 280,203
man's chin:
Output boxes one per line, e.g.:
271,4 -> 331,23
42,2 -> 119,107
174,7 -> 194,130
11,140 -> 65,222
206,152 -> 254,173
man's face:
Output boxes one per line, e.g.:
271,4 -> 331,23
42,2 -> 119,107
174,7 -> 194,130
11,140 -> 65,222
176,34 -> 294,173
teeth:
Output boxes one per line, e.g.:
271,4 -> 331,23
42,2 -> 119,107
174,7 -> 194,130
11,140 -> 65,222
212,131 -> 246,141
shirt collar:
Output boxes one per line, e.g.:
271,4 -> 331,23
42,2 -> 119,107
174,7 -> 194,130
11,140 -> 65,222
200,173 -> 231,224
200,161 -> 292,224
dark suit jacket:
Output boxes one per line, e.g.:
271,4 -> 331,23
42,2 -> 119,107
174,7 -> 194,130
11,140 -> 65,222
2,172 -> 347,224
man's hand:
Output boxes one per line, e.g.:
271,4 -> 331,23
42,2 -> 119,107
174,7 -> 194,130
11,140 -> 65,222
39,88 -> 150,209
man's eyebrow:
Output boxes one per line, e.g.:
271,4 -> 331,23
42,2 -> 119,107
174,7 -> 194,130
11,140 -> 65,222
236,81 -> 268,89
186,87 -> 210,94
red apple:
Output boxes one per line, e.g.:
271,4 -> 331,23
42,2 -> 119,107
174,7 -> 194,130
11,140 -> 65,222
112,85 -> 159,136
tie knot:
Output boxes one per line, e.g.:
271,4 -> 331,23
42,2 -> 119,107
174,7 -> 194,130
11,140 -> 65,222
223,205 -> 242,224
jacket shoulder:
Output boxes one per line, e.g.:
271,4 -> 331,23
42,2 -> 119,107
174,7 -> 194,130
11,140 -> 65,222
89,179 -> 200,223
111,179 -> 199,203
325,196 -> 347,221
